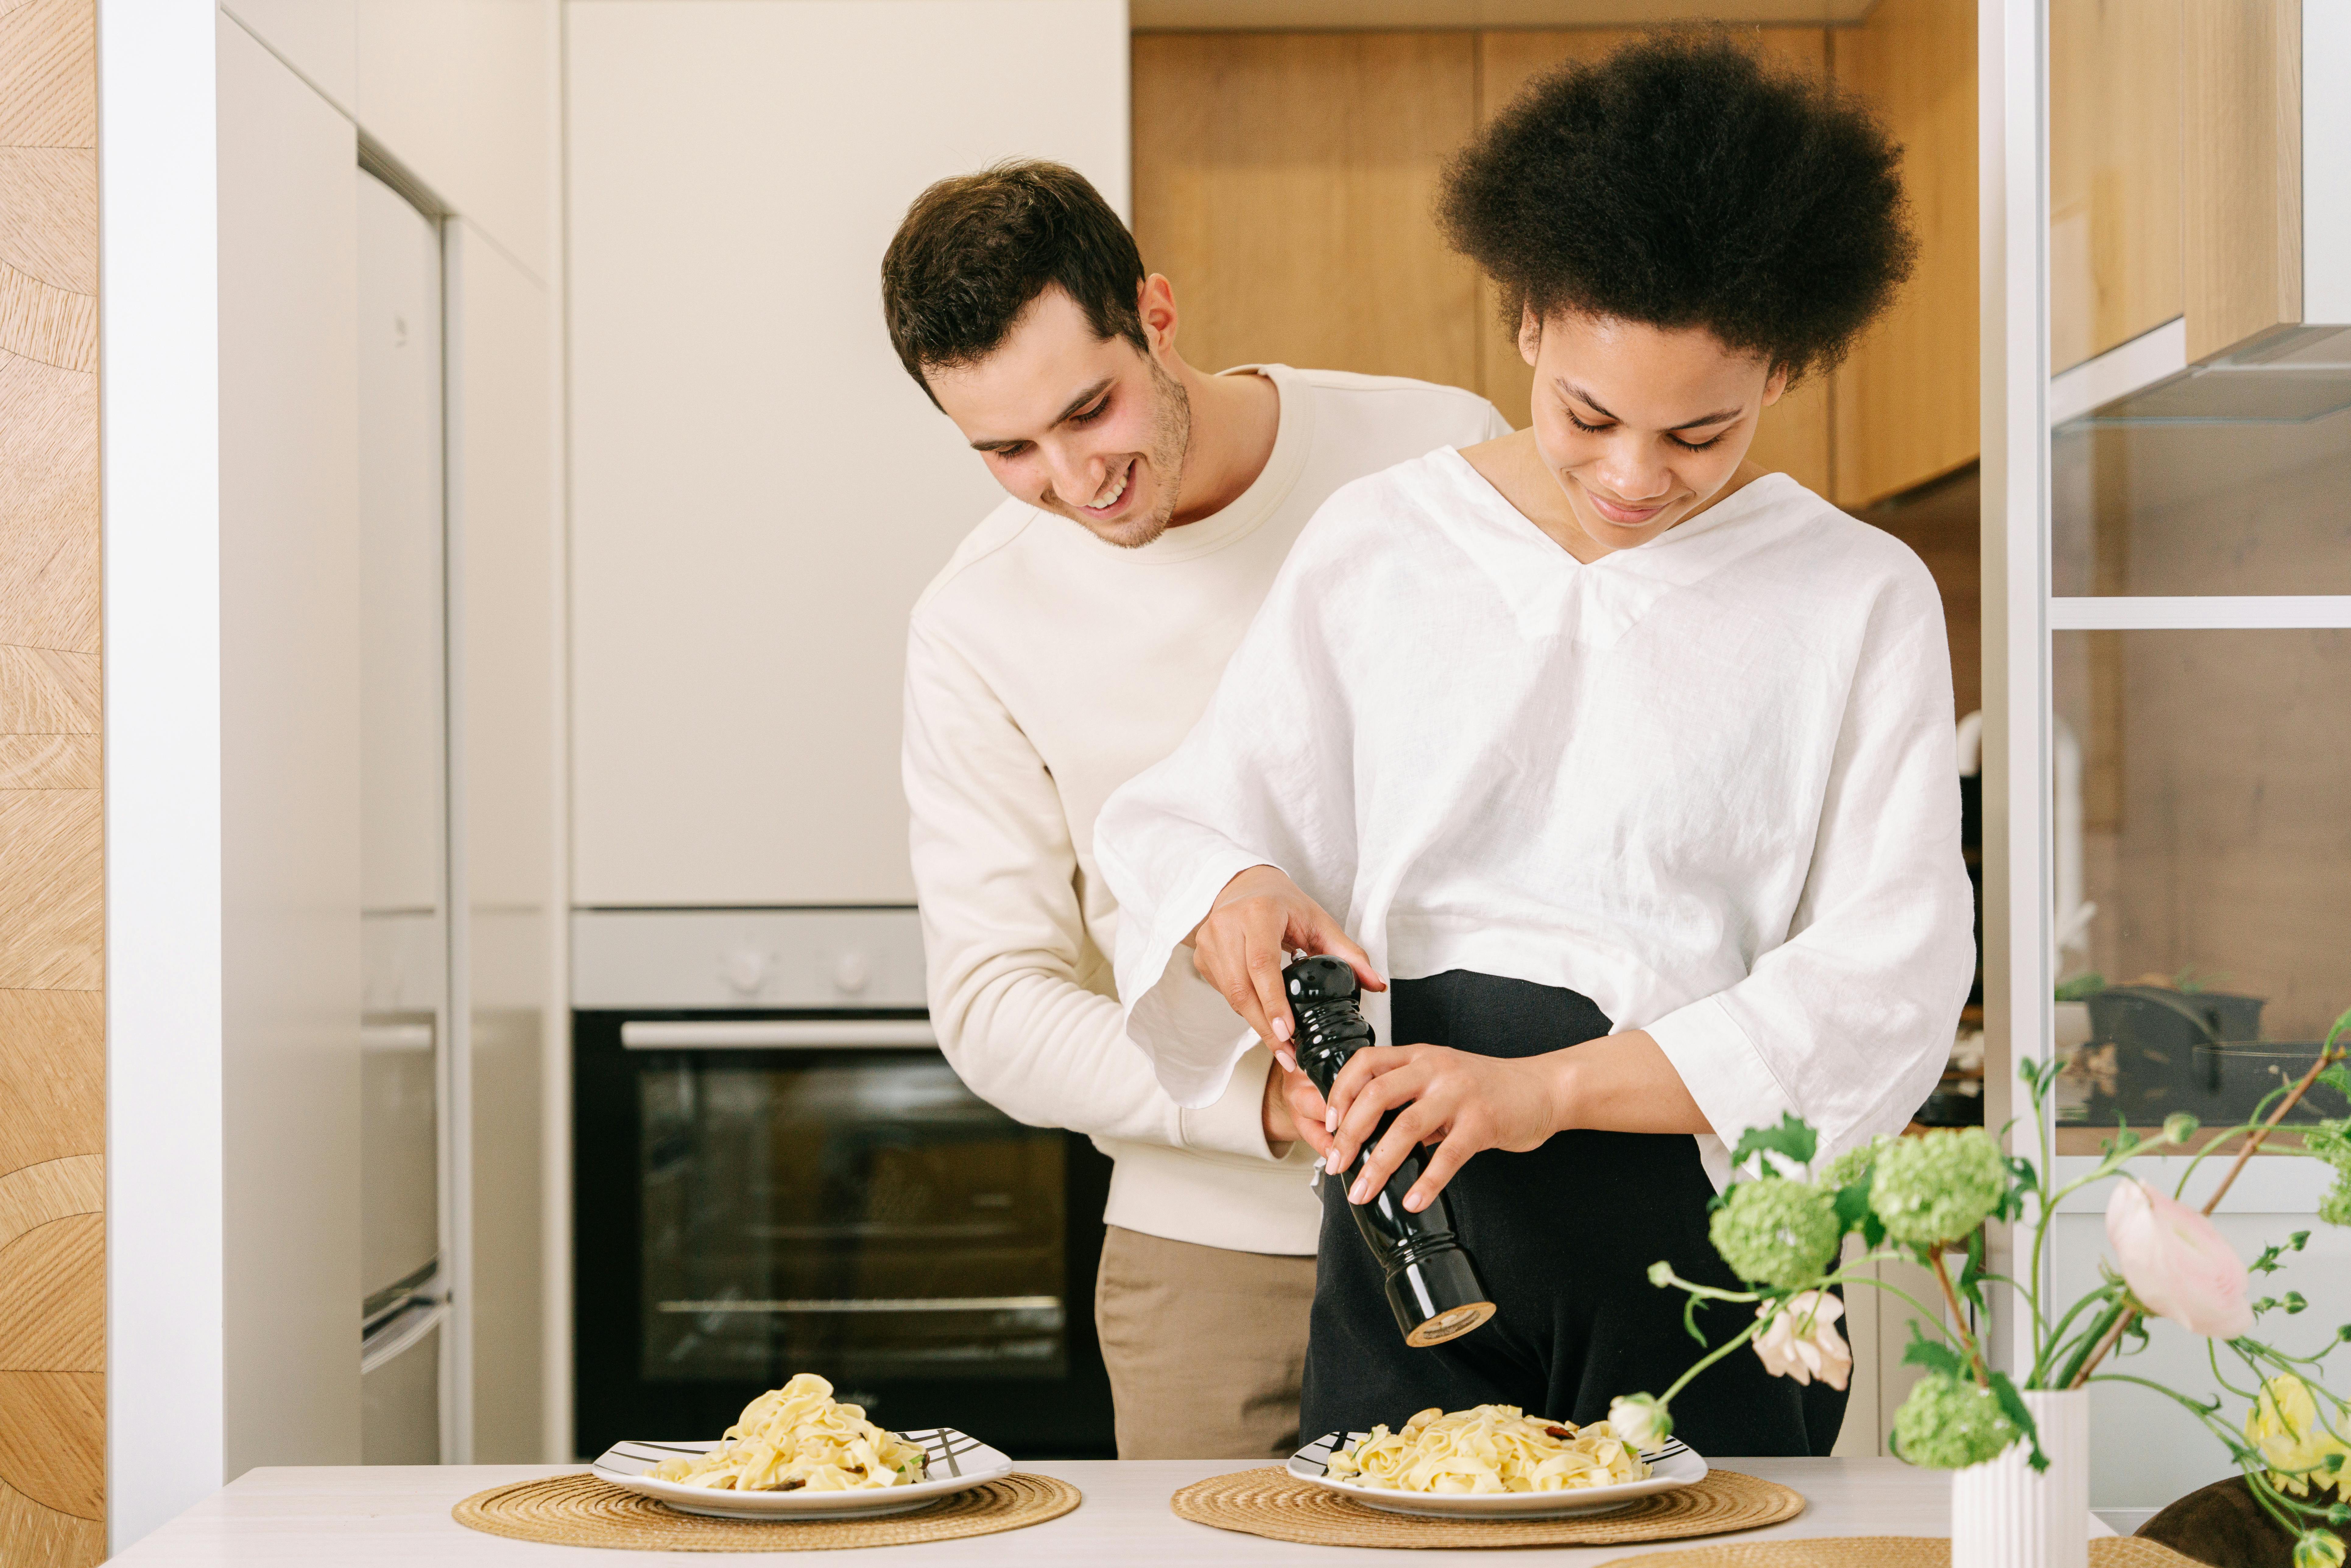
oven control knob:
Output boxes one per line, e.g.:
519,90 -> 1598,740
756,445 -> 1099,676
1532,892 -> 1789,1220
722,949 -> 771,996
832,951 -> 873,995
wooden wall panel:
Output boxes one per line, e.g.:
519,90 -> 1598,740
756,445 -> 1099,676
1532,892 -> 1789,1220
2049,0 -> 2183,372
0,0 -> 103,1560
2183,0 -> 2301,360
1831,0 -> 1979,508
1132,31 -> 1482,390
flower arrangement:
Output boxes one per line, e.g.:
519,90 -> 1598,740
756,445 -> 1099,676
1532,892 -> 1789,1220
1612,1006 -> 2351,1568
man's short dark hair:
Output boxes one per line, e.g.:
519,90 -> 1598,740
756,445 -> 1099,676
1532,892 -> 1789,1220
881,160 -> 1148,403
1438,31 -> 1916,382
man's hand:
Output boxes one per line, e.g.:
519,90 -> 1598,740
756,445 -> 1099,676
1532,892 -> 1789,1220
1261,1056 -> 1333,1157
1190,865 -> 1383,1062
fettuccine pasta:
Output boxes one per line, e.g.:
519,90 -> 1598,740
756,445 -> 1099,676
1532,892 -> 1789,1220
1324,1404 -> 1650,1493
650,1373 -> 928,1491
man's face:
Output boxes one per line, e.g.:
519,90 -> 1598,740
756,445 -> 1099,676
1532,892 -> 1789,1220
927,285 -> 1191,549
1520,308 -> 1785,555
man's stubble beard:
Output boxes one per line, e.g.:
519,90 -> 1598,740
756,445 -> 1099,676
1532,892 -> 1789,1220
1093,356 -> 1192,551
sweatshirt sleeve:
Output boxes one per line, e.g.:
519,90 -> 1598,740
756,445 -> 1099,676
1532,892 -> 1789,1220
1094,526 -> 1361,1111
1642,559 -> 1976,1166
902,618 -> 1284,1161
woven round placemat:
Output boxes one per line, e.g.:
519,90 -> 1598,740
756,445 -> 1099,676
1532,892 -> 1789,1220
452,1471 -> 1080,1552
1169,1466 -> 1804,1549
1593,1535 -> 2211,1567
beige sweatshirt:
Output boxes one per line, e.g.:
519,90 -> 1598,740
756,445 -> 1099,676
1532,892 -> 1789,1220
903,364 -> 1510,1254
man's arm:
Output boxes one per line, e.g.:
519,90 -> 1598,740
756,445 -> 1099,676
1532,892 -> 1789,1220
903,620 -> 1290,1160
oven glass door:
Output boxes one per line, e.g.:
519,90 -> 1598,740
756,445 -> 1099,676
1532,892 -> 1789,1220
573,1012 -> 1114,1459
641,1048 -> 1066,1381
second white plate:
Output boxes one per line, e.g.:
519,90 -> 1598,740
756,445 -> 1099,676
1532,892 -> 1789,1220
1287,1429 -> 1708,1518
592,1428 -> 1012,1520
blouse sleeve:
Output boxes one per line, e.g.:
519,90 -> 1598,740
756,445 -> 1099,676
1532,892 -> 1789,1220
1093,523 -> 1362,1111
1641,557 -> 1977,1165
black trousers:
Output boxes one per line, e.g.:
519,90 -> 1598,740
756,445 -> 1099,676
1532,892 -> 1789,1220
1295,970 -> 1845,1457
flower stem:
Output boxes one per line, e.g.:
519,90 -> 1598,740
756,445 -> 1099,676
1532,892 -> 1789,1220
1930,1249 -> 1992,1389
2068,1041 -> 2345,1390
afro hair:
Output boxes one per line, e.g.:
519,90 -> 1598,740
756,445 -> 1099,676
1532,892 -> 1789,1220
1439,30 -> 1917,383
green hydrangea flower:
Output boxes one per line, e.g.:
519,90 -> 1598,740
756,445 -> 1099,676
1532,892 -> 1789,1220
2311,1122 -> 2351,1228
1821,1135 -> 1894,1193
1890,1373 -> 2019,1470
1871,1129 -> 2011,1246
1709,1179 -> 1840,1290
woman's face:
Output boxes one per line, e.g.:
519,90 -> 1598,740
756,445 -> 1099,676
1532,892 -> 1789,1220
1519,309 -> 1787,554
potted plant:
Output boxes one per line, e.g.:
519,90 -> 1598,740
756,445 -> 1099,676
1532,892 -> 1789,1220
1607,1006 -> 2351,1568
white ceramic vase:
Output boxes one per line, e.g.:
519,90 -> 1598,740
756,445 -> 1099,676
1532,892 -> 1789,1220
1950,1388 -> 2092,1568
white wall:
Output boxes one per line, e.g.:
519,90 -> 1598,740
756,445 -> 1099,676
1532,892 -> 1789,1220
566,0 -> 1130,907
101,0 -> 225,1549
215,11 -> 365,1478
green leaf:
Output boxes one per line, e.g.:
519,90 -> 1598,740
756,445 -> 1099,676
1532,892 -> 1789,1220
1988,1371 -> 2050,1473
1902,1321 -> 1969,1381
1729,1113 -> 1820,1175
2321,1064 -> 2351,1104
1958,1231 -> 1990,1316
2054,973 -> 2106,1003
1683,1291 -> 1708,1346
1833,1180 -> 1875,1235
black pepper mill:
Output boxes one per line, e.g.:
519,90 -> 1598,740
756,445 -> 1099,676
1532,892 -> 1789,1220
1285,955 -> 1495,1348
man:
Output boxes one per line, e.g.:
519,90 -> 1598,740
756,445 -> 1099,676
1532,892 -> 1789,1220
883,160 -> 1508,1459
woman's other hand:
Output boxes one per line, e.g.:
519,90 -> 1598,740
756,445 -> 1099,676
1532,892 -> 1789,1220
1324,1045 -> 1564,1212
1188,864 -> 1383,1064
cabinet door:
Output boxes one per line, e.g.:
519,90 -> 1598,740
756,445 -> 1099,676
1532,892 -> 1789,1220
566,0 -> 1128,907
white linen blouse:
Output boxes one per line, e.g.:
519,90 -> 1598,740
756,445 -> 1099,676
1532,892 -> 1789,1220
1093,447 -> 1976,1188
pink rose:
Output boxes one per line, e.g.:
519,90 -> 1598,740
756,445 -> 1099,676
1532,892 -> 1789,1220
2106,1178 -> 2254,1339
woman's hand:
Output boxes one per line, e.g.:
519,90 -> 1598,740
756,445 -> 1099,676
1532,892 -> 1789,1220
1324,1030 -> 1707,1210
1324,1045 -> 1566,1212
1189,864 -> 1383,1063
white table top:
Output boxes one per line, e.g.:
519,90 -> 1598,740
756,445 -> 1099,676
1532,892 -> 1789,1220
111,1456 -> 2117,1565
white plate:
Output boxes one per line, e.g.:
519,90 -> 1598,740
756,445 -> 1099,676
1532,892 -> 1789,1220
592,1428 -> 1012,1520
1287,1429 -> 1709,1519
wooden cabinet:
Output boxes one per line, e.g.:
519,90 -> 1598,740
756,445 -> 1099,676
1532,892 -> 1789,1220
1133,11 -> 1977,512
2050,0 -> 2184,372
2053,0 -> 2328,373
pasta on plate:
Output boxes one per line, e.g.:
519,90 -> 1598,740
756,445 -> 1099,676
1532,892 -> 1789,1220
649,1373 -> 928,1492
1323,1404 -> 1651,1494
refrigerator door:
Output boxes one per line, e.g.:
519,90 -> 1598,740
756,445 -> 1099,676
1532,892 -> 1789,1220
361,1019 -> 440,1295
361,1301 -> 445,1464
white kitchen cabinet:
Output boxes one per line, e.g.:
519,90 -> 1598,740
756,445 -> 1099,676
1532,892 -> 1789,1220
566,0 -> 1129,907
217,11 -> 365,1478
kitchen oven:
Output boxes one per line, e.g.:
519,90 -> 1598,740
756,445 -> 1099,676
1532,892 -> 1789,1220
571,910 -> 1115,1460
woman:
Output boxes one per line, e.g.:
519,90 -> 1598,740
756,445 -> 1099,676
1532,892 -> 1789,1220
1092,33 -> 1974,1457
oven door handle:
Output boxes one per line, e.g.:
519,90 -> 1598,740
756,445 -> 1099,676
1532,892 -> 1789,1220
619,1020 -> 937,1050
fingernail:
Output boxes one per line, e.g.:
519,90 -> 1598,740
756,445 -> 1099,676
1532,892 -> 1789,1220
1325,1107 -> 1339,1133
1404,1192 -> 1426,1212
1274,1016 -> 1293,1042
1348,1179 -> 1369,1203
1275,1048 -> 1297,1073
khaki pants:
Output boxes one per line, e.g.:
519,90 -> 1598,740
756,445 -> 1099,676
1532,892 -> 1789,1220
1092,1225 -> 1317,1460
